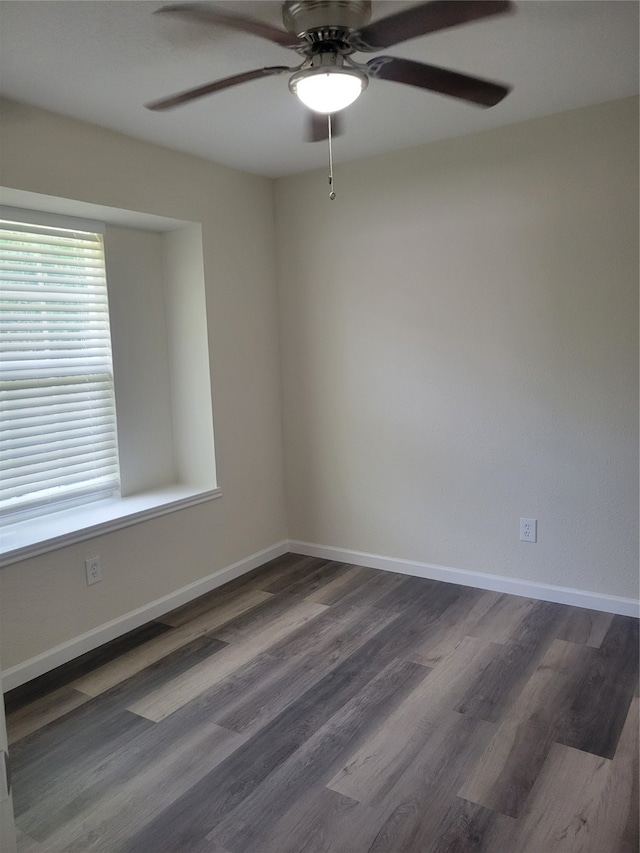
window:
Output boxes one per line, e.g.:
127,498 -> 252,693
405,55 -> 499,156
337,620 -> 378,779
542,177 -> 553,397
0,194 -> 219,566
0,215 -> 120,519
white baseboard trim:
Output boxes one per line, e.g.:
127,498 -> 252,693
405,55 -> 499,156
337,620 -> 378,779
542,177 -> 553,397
289,540 -> 640,619
2,540 -> 289,692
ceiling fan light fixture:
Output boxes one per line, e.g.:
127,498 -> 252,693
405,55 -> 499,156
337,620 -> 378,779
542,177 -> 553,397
289,66 -> 368,113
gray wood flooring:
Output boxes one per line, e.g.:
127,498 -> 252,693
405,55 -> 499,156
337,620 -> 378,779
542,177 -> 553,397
5,554 -> 639,852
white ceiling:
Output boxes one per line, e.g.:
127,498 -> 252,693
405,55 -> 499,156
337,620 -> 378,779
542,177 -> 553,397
0,1 -> 638,178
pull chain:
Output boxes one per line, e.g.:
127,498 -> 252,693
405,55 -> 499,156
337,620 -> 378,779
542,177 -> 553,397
327,114 -> 336,201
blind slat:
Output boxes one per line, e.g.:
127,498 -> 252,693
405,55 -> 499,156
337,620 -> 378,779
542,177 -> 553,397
2,468 -> 120,502
2,451 -> 119,487
1,347 -> 113,361
0,397 -> 110,411
1,251 -> 102,263
0,358 -> 114,375
0,279 -> 109,293
1,386 -> 112,405
1,484 -> 115,516
2,423 -> 117,451
1,415 -> 116,440
2,442 -> 118,475
0,226 -> 102,246
1,334 -> 112,348
1,275 -> 109,290
0,303 -> 108,316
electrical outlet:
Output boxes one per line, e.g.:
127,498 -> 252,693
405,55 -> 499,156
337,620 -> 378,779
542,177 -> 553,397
520,518 -> 537,543
85,556 -> 102,585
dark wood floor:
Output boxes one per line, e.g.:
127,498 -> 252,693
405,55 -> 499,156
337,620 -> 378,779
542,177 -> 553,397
5,554 -> 639,853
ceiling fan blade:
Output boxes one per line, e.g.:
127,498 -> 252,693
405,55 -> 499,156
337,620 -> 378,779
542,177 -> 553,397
155,3 -> 300,49
352,0 -> 513,51
146,66 -> 292,110
367,56 -> 510,107
306,112 -> 344,143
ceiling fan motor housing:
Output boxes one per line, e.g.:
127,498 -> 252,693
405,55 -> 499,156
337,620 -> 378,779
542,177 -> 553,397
283,1 -> 372,38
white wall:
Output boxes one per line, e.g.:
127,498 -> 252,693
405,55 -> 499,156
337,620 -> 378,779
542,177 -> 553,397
0,98 -> 288,669
275,97 -> 639,601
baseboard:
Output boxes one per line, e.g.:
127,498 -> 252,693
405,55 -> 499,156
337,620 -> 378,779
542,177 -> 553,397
290,540 -> 640,618
1,540 -> 289,692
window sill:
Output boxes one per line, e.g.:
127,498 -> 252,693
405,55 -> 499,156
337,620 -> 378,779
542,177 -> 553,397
0,486 -> 221,567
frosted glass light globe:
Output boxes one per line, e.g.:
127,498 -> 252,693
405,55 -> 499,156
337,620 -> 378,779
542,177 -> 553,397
290,68 -> 367,113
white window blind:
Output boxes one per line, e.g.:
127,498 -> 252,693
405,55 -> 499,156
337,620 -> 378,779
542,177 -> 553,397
0,218 -> 120,517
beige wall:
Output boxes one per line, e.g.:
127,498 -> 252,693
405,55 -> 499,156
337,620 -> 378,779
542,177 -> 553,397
275,97 -> 639,600
0,99 -> 288,668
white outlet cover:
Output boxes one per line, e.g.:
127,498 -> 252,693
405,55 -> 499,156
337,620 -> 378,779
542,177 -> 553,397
520,518 -> 537,542
85,557 -> 101,584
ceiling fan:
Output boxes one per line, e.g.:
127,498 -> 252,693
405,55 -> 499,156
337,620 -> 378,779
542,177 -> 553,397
146,0 -> 514,141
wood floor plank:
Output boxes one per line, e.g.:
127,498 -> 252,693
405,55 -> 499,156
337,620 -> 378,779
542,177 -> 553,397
158,554 -> 306,627
127,598 -> 328,721
254,555 -> 327,594
127,585 -> 459,849
133,599 -> 403,743
323,565 -> 407,611
35,720 -> 246,853
465,592 -> 538,644
556,614 -> 639,758
262,558 -> 346,596
367,797 -> 515,853
7,685 -> 90,744
18,711 -> 236,841
303,564 -> 376,605
15,828 -> 47,853
327,634 -> 499,805
215,605 -> 399,735
220,785 -> 368,853
82,633 -> 229,711
454,599 -> 569,723
208,658 -> 430,853
121,645 -> 428,853
618,698 -> 640,852
373,574 -> 458,614
263,594 -> 393,661
12,706 -> 155,818
155,586 -> 274,631
365,798 -> 425,853
499,697 -> 639,853
414,799 -> 515,853
556,606 -> 614,648
364,711 -> 497,853
188,842 -> 233,853
405,587 -> 503,668
457,638 -> 598,818
12,634 -> 228,816
72,588 -> 271,697
4,621 -> 170,713
143,647 -> 281,732
210,589 -> 326,645
341,704 -> 495,812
